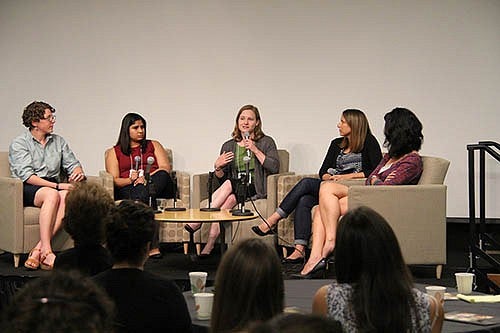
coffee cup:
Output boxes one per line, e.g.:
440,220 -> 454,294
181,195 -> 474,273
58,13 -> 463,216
455,272 -> 475,294
425,285 -> 446,302
193,292 -> 214,320
189,271 -> 207,294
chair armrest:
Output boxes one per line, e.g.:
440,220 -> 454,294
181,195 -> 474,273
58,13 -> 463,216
192,173 -> 209,209
99,170 -> 115,197
174,170 -> 190,206
266,172 -> 294,217
338,178 -> 366,187
0,177 -> 24,252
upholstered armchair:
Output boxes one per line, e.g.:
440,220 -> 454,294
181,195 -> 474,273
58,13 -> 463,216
191,149 -> 292,251
102,147 -> 190,243
277,156 -> 450,278
0,151 -> 113,267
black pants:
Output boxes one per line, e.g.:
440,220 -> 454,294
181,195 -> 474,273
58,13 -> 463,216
115,170 -> 175,203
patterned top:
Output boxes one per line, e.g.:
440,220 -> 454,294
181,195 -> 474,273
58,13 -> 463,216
365,152 -> 423,185
332,151 -> 363,175
326,280 -> 432,332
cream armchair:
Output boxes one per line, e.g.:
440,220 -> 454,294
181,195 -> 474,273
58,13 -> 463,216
191,149 -> 292,251
277,156 -> 450,278
103,147 -> 190,243
0,151 -> 113,267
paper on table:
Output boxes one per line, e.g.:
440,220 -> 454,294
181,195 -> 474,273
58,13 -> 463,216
457,294 -> 500,303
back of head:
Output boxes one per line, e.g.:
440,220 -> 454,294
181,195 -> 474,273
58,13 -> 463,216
248,313 -> 343,333
335,206 -> 416,331
383,107 -> 423,158
1,270 -> 114,333
106,200 -> 155,266
211,238 -> 284,333
64,182 -> 114,246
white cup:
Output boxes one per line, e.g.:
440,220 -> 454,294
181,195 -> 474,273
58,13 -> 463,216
156,198 -> 167,212
193,292 -> 214,320
425,285 -> 446,302
189,271 -> 207,294
455,272 -> 475,294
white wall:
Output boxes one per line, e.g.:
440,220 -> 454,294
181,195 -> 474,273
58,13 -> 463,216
1,0 -> 499,218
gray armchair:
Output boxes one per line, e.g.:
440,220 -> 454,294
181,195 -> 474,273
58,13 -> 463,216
191,149 -> 292,251
0,151 -> 112,267
277,156 -> 450,278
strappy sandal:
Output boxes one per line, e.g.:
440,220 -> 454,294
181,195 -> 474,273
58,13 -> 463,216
40,251 -> 56,271
24,248 -> 41,270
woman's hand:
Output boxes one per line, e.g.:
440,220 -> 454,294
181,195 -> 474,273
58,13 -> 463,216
242,136 -> 256,153
68,171 -> 86,182
133,176 -> 146,186
215,151 -> 234,170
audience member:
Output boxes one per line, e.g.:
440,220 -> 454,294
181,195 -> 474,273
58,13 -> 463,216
1,270 -> 114,333
299,107 -> 424,277
9,101 -> 86,270
247,313 -> 343,333
185,105 -> 280,256
252,109 -> 381,263
211,238 -> 284,333
93,200 -> 192,333
54,182 -> 114,276
105,112 -> 175,258
312,206 -> 444,332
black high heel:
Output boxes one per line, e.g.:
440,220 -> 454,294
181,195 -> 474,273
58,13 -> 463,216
292,258 -> 327,279
251,225 -> 275,237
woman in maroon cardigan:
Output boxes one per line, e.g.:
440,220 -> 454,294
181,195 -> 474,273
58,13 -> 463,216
298,107 -> 424,278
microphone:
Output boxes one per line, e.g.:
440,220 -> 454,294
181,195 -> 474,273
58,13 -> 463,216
134,156 -> 141,171
243,131 -> 251,158
145,156 -> 155,181
327,168 -> 336,175
200,171 -> 220,212
144,156 -> 158,211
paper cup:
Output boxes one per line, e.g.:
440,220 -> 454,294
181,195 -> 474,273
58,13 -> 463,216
193,292 -> 214,320
189,271 -> 207,294
455,272 -> 475,294
425,285 -> 446,302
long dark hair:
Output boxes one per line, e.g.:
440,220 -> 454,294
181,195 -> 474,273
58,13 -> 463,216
383,107 -> 423,158
335,206 -> 420,332
211,238 -> 284,333
339,109 -> 371,153
116,113 -> 148,155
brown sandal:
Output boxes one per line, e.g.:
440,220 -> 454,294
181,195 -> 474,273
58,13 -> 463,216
40,252 -> 56,271
24,248 -> 41,270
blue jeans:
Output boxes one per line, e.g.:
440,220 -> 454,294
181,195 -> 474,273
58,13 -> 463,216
276,177 -> 321,246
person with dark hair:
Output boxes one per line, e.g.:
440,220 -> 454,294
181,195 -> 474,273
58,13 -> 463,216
312,206 -> 444,332
211,238 -> 284,333
54,182 -> 114,276
9,101 -> 86,270
299,107 -> 424,277
185,105 -> 280,256
105,112 -> 175,258
1,270 -> 115,333
248,313 -> 343,333
251,109 -> 381,263
93,200 -> 192,333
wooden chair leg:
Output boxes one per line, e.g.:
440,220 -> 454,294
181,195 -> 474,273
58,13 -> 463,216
13,254 -> 20,268
436,264 -> 443,279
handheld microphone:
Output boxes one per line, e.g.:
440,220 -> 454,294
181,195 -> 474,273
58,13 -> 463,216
243,131 -> 251,157
327,168 -> 336,175
134,156 -> 141,171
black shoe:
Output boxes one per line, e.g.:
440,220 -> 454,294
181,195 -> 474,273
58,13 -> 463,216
291,258 -> 327,279
149,252 -> 163,260
281,256 -> 305,264
251,225 -> 275,237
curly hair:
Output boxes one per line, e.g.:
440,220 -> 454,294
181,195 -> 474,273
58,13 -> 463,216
106,200 -> 155,265
1,270 -> 115,333
22,101 -> 56,129
383,107 -> 423,158
231,104 -> 266,142
63,182 -> 114,246
211,238 -> 284,333
116,113 -> 148,155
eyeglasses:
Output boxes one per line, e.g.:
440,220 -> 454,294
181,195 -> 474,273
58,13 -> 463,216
42,114 -> 56,122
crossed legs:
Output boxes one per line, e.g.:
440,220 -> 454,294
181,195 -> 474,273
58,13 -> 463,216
186,180 -> 237,255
